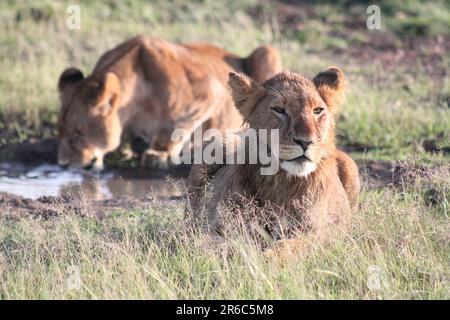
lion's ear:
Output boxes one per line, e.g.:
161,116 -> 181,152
228,72 -> 265,119
313,67 -> 346,112
58,68 -> 84,93
91,72 -> 122,117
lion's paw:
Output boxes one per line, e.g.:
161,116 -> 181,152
263,239 -> 308,263
140,150 -> 170,169
119,146 -> 134,160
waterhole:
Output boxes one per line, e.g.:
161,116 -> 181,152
0,162 -> 189,200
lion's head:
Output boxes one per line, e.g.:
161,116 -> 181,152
57,68 -> 122,170
228,68 -> 346,177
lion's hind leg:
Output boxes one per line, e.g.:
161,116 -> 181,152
336,150 -> 360,209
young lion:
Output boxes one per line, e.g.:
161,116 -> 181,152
187,69 -> 360,254
57,36 -> 281,170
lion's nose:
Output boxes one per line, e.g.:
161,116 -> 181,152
293,138 -> 313,151
83,157 -> 97,170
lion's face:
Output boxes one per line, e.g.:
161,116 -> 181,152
228,68 -> 345,177
57,69 -> 122,170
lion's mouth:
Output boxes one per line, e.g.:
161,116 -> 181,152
285,155 -> 312,162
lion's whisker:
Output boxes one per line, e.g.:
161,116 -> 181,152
267,86 -> 283,100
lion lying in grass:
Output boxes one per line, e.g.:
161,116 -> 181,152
57,36 -> 281,170
187,69 -> 360,255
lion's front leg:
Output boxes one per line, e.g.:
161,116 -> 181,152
116,130 -> 135,161
140,149 -> 170,169
264,218 -> 349,262
139,127 -> 172,169
264,238 -> 310,261
140,122 -> 197,169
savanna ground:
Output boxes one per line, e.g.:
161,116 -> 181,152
0,0 -> 449,299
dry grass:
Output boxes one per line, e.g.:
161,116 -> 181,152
0,167 -> 448,299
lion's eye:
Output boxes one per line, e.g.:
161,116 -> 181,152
271,107 -> 288,119
313,107 -> 325,115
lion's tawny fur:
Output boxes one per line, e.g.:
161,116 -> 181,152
187,70 -> 360,253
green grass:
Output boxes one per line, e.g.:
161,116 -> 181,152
338,75 -> 450,156
381,0 -> 450,37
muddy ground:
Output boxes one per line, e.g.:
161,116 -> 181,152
0,190 -> 185,220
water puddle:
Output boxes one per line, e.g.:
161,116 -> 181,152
0,162 -> 189,200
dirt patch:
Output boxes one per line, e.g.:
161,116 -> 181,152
0,138 -> 57,164
358,158 -> 450,206
0,110 -> 56,154
0,192 -> 81,219
0,191 -> 183,220
339,35 -> 449,85
357,160 -> 400,189
422,134 -> 450,155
